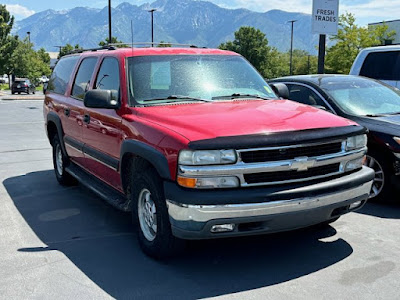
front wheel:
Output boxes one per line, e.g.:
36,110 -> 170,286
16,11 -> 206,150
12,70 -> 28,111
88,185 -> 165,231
364,151 -> 393,202
131,168 -> 184,259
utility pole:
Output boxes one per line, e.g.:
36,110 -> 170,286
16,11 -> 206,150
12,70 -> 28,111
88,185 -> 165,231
108,0 -> 112,43
288,20 -> 297,76
148,9 -> 157,46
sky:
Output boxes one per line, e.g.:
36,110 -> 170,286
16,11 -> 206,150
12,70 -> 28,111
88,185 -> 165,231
3,0 -> 400,26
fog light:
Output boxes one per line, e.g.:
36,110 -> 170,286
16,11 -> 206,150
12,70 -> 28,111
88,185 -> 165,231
211,224 -> 235,233
349,201 -> 363,210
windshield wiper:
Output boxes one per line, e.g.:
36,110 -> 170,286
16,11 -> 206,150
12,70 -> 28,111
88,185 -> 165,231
366,112 -> 400,117
143,95 -> 212,103
212,93 -> 274,100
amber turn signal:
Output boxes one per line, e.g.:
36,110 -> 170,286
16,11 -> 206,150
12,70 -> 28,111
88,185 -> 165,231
177,176 -> 197,188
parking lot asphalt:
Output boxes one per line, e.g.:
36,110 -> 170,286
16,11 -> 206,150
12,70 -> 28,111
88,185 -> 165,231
1,97 -> 400,299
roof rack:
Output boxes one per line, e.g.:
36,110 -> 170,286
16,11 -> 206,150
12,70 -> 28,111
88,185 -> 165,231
108,42 -> 207,48
67,45 -> 117,55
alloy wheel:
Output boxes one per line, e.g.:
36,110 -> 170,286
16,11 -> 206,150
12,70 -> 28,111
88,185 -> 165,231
364,155 -> 384,199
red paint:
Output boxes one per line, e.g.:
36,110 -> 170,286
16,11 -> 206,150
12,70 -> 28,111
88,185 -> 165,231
44,47 -> 360,191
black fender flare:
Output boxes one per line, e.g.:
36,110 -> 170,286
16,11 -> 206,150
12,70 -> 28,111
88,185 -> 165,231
47,112 -> 68,157
120,140 -> 171,180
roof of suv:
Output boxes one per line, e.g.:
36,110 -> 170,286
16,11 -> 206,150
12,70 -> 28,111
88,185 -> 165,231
68,47 -> 239,59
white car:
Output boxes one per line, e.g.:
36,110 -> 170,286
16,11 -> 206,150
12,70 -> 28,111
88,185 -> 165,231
38,75 -> 49,84
350,45 -> 400,88
0,74 -> 9,84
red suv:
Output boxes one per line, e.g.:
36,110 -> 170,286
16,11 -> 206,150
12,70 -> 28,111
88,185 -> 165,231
44,46 -> 374,258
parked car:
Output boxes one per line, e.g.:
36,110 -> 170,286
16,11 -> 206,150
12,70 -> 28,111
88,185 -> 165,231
269,75 -> 400,201
38,75 -> 49,84
0,74 -> 9,84
11,78 -> 35,94
350,45 -> 400,88
44,47 -> 374,258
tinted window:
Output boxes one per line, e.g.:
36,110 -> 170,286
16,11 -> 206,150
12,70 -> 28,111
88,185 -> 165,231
48,56 -> 79,95
127,55 -> 277,104
71,57 -> 98,99
360,51 -> 400,81
286,84 -> 327,107
95,57 -> 120,101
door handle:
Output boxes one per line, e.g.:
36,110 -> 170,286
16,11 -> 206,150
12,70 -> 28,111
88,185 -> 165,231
64,108 -> 70,117
83,114 -> 90,124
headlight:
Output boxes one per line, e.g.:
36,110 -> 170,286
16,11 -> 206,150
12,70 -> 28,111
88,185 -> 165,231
178,150 -> 237,165
346,134 -> 367,151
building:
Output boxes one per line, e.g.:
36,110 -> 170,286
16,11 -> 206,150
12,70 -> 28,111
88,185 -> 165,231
369,19 -> 400,45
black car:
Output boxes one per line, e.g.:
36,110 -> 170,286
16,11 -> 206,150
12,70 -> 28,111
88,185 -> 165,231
269,75 -> 400,201
11,78 -> 36,95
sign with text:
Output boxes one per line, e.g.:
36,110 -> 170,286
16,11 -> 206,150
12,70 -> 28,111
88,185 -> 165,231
312,0 -> 339,35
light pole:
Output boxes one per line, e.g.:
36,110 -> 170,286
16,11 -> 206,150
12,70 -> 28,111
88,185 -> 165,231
288,20 -> 297,75
108,0 -> 112,43
148,8 -> 157,46
27,31 -> 31,44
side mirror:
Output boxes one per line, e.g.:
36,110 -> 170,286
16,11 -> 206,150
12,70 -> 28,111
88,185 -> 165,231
84,90 -> 119,109
269,83 -> 289,99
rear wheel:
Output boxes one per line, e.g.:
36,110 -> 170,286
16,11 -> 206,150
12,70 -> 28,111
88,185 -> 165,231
52,135 -> 76,186
131,168 -> 184,259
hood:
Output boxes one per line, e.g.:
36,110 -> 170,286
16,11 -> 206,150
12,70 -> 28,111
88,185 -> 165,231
135,100 -> 357,142
357,114 -> 400,135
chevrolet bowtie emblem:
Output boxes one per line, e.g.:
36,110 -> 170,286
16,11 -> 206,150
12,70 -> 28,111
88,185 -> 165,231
291,157 -> 316,172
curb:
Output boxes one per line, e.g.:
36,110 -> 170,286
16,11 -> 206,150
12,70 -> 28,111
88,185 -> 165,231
1,96 -> 44,101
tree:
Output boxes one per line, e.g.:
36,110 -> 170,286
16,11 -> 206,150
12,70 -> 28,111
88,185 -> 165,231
9,38 -> 51,81
99,37 -> 125,48
37,48 -> 50,65
325,13 -> 396,74
291,50 -> 318,75
58,44 -> 82,58
219,26 -> 271,74
0,5 -> 18,75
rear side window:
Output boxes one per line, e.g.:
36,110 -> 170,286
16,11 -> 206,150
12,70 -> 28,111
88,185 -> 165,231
48,56 -> 79,95
360,51 -> 400,81
95,57 -> 120,101
71,57 -> 98,100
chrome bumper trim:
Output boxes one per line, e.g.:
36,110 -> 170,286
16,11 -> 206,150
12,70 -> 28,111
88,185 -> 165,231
167,169 -> 373,223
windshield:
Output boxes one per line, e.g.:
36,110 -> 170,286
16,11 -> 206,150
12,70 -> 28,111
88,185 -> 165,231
322,77 -> 400,116
127,55 -> 277,104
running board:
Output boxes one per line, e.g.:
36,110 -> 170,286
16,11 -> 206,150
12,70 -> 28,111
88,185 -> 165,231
65,163 -> 130,211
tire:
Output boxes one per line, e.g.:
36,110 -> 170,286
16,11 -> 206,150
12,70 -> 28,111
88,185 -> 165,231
364,150 -> 394,202
18,92 -> 21,94
32,90 -> 35,94
52,135 -> 77,186
130,168 -> 184,259
11,91 -> 15,95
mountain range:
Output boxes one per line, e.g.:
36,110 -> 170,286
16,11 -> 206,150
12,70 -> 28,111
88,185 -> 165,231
13,0 -> 320,54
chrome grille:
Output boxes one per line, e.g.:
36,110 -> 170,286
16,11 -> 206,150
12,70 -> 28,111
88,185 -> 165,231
240,142 -> 342,163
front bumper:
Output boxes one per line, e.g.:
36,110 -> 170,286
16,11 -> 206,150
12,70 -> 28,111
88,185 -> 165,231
165,166 -> 374,239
